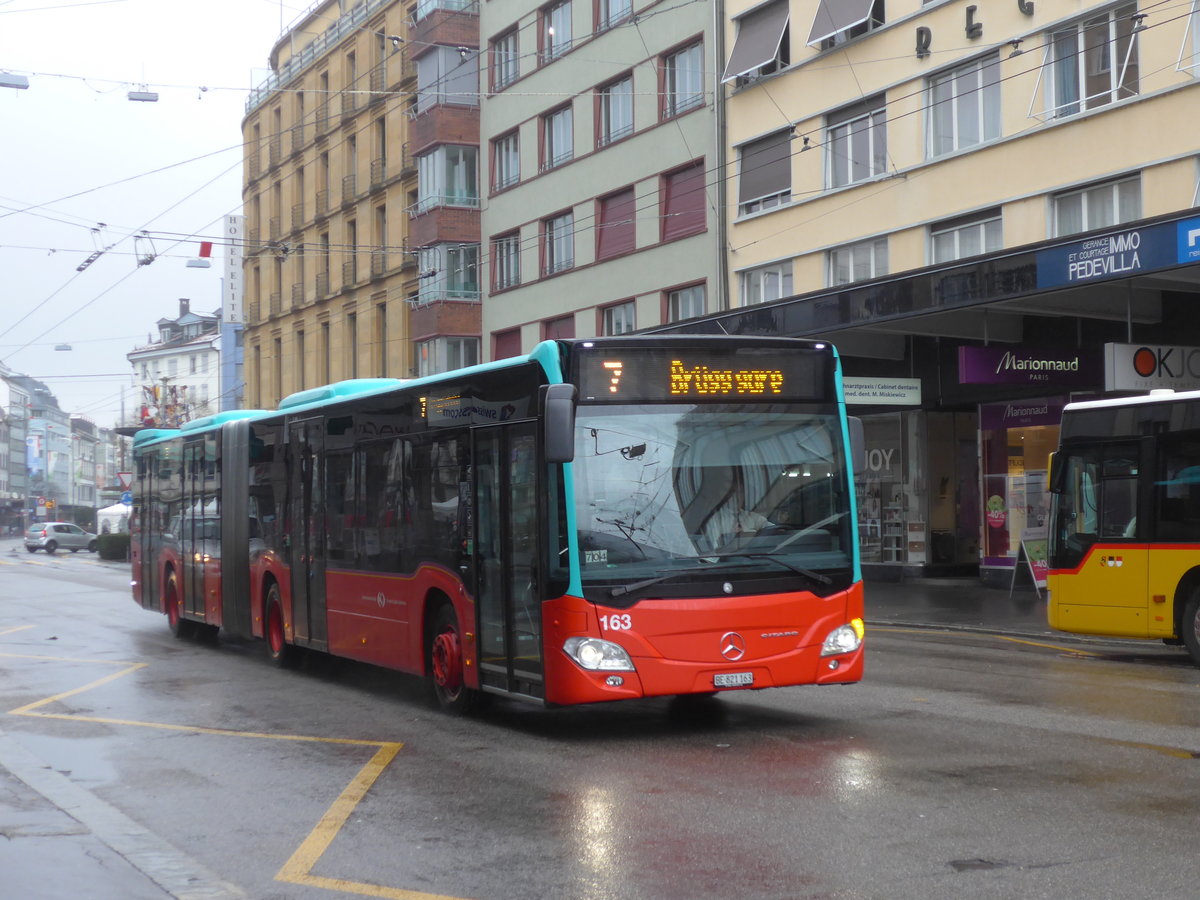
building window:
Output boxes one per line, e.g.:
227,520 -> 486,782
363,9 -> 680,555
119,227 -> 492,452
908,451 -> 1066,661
663,41 -> 704,118
931,210 -> 1002,263
667,283 -> 706,321
542,105 -> 573,170
1053,176 -> 1141,237
494,329 -> 522,359
929,53 -> 1001,157
417,337 -> 480,376
543,211 -> 574,275
492,131 -> 519,191
828,94 -> 887,188
599,0 -> 631,30
417,243 -> 481,303
662,160 -> 706,240
597,75 -> 633,147
543,314 -> 575,339
416,46 -> 480,114
491,29 -> 519,91
829,238 -> 888,285
541,0 -> 572,62
416,145 -> 479,213
738,129 -> 791,215
596,188 -> 636,260
602,301 -> 636,335
740,261 -> 793,305
1045,3 -> 1140,118
808,0 -> 884,48
492,232 -> 521,290
721,0 -> 790,83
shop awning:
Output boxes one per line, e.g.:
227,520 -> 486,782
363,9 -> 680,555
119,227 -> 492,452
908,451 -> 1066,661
807,0 -> 876,46
721,0 -> 790,83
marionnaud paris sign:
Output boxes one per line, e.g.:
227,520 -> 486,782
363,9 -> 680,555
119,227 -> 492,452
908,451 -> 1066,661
958,346 -> 1098,386
1037,215 -> 1200,288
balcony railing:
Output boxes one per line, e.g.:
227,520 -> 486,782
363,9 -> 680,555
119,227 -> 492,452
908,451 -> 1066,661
248,301 -> 260,323
316,271 -> 329,297
268,136 -> 282,167
315,190 -> 330,218
406,194 -> 481,217
370,157 -> 386,188
291,282 -> 306,308
291,123 -> 306,154
342,174 -> 357,204
291,203 -> 305,232
269,217 -> 282,241
248,153 -> 261,178
370,252 -> 387,278
342,259 -> 357,286
269,292 -> 282,317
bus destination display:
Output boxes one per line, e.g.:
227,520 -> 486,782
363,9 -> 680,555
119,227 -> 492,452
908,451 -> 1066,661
576,347 -> 828,402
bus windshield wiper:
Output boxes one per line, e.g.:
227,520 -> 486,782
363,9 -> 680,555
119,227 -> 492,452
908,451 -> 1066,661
703,553 -> 833,586
608,559 -> 743,598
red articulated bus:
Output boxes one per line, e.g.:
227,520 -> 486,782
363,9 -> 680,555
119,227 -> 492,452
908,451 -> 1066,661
131,335 -> 865,712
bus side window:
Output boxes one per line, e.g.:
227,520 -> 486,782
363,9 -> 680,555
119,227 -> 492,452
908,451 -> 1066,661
1155,440 -> 1200,542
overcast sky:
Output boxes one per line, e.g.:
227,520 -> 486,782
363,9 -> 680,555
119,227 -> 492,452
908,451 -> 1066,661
0,0 -> 309,427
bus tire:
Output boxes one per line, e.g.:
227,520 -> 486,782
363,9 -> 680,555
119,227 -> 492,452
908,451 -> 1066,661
165,575 -> 195,640
1181,593 -> 1200,667
428,604 -> 486,715
265,583 -> 297,667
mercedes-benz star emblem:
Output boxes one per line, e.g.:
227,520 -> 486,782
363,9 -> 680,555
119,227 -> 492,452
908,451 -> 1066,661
720,632 -> 746,661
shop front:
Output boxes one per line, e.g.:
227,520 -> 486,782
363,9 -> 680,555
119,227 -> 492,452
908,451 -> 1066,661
655,209 -> 1200,583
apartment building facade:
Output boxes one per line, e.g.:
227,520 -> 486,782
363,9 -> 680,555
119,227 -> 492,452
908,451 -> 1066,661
128,299 -> 223,427
679,0 -> 1200,583
478,0 -> 723,353
240,0 -> 420,408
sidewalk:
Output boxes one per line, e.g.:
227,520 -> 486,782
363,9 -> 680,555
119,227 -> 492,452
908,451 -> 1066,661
864,577 -> 1054,638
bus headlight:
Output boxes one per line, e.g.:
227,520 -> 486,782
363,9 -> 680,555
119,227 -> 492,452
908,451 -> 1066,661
821,618 -> 865,656
563,637 -> 635,671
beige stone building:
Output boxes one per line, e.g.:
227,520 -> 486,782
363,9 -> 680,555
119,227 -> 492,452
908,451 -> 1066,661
701,0 -> 1200,582
240,0 -> 419,409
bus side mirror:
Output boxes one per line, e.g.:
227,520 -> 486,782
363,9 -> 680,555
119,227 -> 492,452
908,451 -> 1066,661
847,416 -> 866,475
541,383 -> 576,464
1047,451 -> 1061,493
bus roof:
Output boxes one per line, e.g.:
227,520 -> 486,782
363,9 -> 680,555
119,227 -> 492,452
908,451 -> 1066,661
1064,389 -> 1200,413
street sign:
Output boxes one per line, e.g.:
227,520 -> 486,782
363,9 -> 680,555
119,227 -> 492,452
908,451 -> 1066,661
118,472 -> 133,491
121,491 -> 133,505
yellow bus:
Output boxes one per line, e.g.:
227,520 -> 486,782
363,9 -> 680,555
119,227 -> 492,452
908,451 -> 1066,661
1047,390 -> 1200,665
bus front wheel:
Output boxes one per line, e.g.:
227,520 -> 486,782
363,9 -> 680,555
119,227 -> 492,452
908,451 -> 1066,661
1181,593 -> 1200,667
265,584 -> 297,667
428,604 -> 486,715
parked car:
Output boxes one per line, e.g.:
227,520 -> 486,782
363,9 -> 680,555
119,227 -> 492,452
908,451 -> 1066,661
25,522 -> 98,554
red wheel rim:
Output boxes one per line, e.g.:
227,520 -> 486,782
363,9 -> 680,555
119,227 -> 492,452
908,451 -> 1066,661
431,627 -> 463,695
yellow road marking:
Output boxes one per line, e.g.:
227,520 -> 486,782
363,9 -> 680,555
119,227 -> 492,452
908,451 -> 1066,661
0,625 -> 35,637
1103,738 -> 1200,759
2,640 -> 470,900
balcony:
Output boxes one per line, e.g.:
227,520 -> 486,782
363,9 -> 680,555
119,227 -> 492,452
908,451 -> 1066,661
268,136 -> 282,167
291,203 -> 305,232
341,174 -> 357,205
269,292 -> 282,317
370,157 -> 386,189
316,271 -> 329,297
315,190 -> 330,219
371,252 -> 387,278
291,282 -> 306,308
291,123 -> 306,154
248,301 -> 260,323
248,153 -> 261,178
269,217 -> 282,241
341,92 -> 359,118
342,259 -> 358,287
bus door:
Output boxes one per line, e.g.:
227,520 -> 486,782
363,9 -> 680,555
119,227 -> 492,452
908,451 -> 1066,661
473,422 -> 544,698
180,438 -> 207,621
287,417 -> 328,651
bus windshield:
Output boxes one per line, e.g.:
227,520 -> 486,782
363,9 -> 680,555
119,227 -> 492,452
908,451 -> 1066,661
572,403 -> 853,602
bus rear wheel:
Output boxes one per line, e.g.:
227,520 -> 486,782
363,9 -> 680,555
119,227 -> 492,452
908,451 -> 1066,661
165,575 -> 194,640
429,604 -> 485,715
265,584 -> 297,667
1181,593 -> 1200,667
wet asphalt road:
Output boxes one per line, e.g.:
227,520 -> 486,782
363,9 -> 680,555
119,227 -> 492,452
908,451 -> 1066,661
2,544 -> 1200,900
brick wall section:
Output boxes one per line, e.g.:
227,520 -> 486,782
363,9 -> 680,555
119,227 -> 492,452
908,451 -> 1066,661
411,10 -> 480,51
410,301 -> 482,341
409,205 -> 480,247
410,105 -> 479,155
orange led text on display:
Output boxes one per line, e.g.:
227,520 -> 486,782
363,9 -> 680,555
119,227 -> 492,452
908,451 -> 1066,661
669,360 -> 785,395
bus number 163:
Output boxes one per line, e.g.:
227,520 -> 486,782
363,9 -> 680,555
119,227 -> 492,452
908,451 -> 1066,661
601,614 -> 632,631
